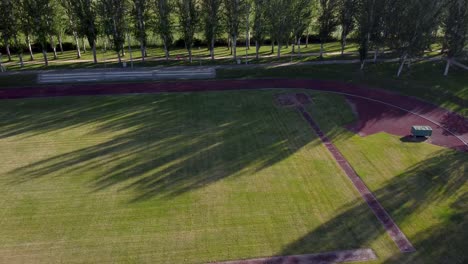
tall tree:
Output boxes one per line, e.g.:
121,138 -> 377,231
355,0 -> 376,69
265,0 -> 291,58
0,0 -> 18,63
443,0 -> 468,75
132,0 -> 149,61
224,0 -> 246,60
338,0 -> 356,56
18,0 -> 36,60
385,0 -> 445,77
317,0 -> 339,58
71,0 -> 99,63
290,0 -> 313,55
60,0 -> 82,58
22,0 -> 55,66
177,0 -> 199,62
154,0 -> 173,61
202,0 -> 222,60
99,0 -> 127,63
252,0 -> 266,59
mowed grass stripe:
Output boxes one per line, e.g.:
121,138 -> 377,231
0,91 -> 380,263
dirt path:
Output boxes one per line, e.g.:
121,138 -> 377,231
0,79 -> 466,151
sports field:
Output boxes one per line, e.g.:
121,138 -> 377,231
0,90 -> 466,263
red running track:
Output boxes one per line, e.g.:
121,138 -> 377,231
0,79 -> 466,151
296,105 -> 416,253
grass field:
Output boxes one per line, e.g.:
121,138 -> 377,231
0,90 -> 466,263
0,42 -> 361,71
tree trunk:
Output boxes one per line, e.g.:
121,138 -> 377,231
397,55 -> 407,77
210,37 -> 215,60
42,48 -> 49,67
271,41 -> 274,54
50,36 -> 58,59
444,58 -> 451,76
82,39 -> 87,52
163,38 -> 169,61
140,42 -> 145,62
188,48 -> 192,63
360,60 -> 365,70
92,41 -> 97,64
27,36 -> 34,61
320,42 -> 324,59
5,41 -> 12,62
117,50 -> 122,64
233,35 -> 237,60
341,36 -> 346,56
121,45 -> 125,56
74,34 -> 81,59
255,41 -> 260,60
305,31 -> 309,48
59,34 -> 64,54
292,37 -> 296,53
297,37 -> 301,57
373,47 -> 378,63
14,37 -> 24,68
277,42 -> 281,58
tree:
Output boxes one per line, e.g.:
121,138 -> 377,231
70,0 -> 99,63
265,0 -> 291,58
338,0 -> 356,56
317,0 -> 339,58
22,0 -> 55,66
443,0 -> 468,75
252,0 -> 266,59
290,0 -> 313,55
201,0 -> 222,60
224,0 -> 246,60
0,0 -> 18,63
60,0 -> 82,58
132,0 -> 149,61
99,0 -> 127,63
154,0 -> 173,61
176,0 -> 199,62
385,0 -> 445,77
355,0 -> 376,69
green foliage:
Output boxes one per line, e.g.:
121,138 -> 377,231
317,0 -> 339,43
443,0 -> 468,58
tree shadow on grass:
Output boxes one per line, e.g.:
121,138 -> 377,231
4,91 -> 320,202
279,149 -> 467,263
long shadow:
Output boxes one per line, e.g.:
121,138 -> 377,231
280,149 -> 467,263
4,91 -> 319,202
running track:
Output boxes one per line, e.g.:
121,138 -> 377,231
0,79 -> 466,151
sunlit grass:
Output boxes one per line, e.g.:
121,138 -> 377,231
0,90 -> 380,263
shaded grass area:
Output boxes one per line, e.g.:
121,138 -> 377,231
302,92 -> 467,263
0,42 -> 359,71
218,61 -> 468,116
0,90 -> 465,263
0,90 -> 385,263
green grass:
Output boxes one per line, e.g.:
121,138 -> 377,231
218,61 -> 468,116
305,91 -> 467,263
0,90 -> 384,263
0,90 -> 466,263
0,42 -> 359,71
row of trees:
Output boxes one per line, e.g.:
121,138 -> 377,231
0,0 -> 467,75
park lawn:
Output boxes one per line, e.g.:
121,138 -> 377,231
0,90 -> 394,263
305,92 -> 467,264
